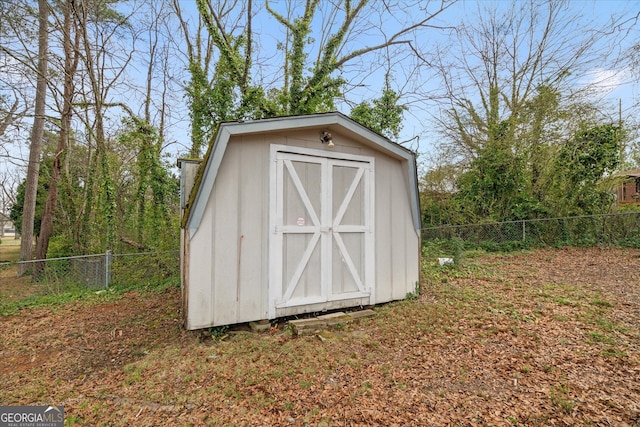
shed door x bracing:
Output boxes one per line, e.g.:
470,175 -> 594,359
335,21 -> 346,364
270,146 -> 374,316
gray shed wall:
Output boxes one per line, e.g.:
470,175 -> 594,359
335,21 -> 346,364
184,128 -> 419,329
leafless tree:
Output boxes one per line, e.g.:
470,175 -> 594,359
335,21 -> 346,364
0,169 -> 19,216
0,2 -> 36,149
430,0 -> 635,168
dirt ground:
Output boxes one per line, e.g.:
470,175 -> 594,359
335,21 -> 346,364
0,246 -> 639,426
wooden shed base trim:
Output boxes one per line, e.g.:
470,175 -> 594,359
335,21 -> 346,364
274,296 -> 370,318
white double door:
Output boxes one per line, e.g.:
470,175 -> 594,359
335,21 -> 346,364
269,146 -> 374,314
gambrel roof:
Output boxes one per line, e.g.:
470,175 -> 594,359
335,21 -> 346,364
182,112 -> 421,237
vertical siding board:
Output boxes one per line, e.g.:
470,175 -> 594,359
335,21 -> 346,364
321,158 -> 332,303
374,156 -> 393,304
389,158 -> 409,301
268,141 -> 280,319
180,229 -> 189,327
211,143 -> 240,326
365,160 -> 375,302
259,139 -> 270,319
188,197 -> 215,328
237,137 -> 269,322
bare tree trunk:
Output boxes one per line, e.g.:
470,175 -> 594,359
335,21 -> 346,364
36,0 -> 78,264
19,0 -> 49,275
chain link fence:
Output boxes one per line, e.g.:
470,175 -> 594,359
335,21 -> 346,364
422,212 -> 640,250
0,250 -> 179,303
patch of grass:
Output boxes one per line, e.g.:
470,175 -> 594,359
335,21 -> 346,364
360,380 -> 373,395
0,238 -> 21,263
553,314 -> 570,322
1,285 -> 107,316
332,322 -> 345,331
595,316 -> 618,332
463,249 -> 488,258
520,365 -> 532,374
553,297 -> 575,306
591,298 -> 613,308
0,277 -> 179,316
586,331 -> 614,344
65,415 -> 83,425
602,347 -> 627,358
550,382 -> 575,414
247,391 -> 276,409
394,380 -> 408,390
299,380 -> 313,389
123,365 -> 143,385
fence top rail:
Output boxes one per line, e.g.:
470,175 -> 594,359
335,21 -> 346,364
13,253 -> 106,265
422,211 -> 640,231
0,250 -> 179,267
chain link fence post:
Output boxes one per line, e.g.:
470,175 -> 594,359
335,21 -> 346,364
105,250 -> 112,289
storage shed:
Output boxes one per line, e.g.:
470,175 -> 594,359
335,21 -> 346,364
179,112 -> 420,330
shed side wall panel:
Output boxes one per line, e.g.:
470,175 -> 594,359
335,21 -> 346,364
235,137 -> 270,321
389,155 -> 408,300
211,144 -> 241,326
373,155 -> 419,302
187,196 -> 215,329
373,155 -> 393,303
207,137 -> 271,326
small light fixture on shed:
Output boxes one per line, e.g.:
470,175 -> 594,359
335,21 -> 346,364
320,130 -> 334,148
